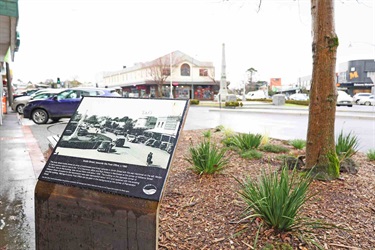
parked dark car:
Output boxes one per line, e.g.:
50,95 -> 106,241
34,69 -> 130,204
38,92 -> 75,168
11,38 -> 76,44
151,140 -> 161,148
136,135 -> 148,143
144,138 -> 156,146
23,87 -> 121,124
127,134 -> 137,143
166,143 -> 174,154
77,128 -> 88,136
159,141 -> 171,150
97,140 -> 115,153
115,137 -> 126,147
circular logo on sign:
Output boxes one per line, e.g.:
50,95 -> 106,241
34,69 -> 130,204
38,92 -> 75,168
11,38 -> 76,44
143,184 -> 157,195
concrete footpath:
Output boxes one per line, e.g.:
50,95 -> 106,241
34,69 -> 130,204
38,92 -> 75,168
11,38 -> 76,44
0,110 -> 45,250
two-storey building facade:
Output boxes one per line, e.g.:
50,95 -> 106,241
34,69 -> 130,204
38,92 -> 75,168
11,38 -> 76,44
102,51 -> 219,100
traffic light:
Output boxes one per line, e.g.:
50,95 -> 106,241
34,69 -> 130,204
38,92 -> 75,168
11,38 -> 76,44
57,77 -> 60,84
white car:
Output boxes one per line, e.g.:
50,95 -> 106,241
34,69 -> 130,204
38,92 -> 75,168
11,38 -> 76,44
352,93 -> 372,104
358,95 -> 374,106
336,91 -> 353,107
289,93 -> 309,101
245,90 -> 267,100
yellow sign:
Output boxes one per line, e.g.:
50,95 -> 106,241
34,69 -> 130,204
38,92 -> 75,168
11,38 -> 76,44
349,71 -> 359,79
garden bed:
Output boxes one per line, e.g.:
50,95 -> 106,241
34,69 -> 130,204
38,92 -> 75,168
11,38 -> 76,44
158,129 -> 375,249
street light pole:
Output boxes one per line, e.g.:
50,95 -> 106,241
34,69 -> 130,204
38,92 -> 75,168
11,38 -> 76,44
169,52 -> 173,98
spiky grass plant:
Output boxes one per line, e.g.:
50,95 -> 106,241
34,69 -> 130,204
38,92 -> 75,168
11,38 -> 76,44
215,125 -> 235,136
237,167 -> 314,231
367,149 -> 375,161
335,130 -> 360,160
261,144 -> 290,153
215,125 -> 225,132
289,139 -> 306,150
261,131 -> 270,146
202,130 -> 211,138
240,149 -> 263,160
232,133 -> 263,151
185,140 -> 229,175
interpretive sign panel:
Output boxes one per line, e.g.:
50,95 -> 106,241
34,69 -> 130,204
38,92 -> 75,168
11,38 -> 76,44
38,97 -> 189,201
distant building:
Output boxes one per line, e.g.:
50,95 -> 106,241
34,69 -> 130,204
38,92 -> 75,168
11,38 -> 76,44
270,78 -> 282,91
337,59 -> 375,95
296,59 -> 375,95
297,75 -> 312,91
102,51 -> 219,100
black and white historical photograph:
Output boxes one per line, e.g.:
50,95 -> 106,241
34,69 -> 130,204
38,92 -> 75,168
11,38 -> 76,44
39,96 -> 189,200
55,97 -> 187,168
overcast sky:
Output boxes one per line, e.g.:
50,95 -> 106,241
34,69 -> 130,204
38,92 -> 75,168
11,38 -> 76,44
10,0 -> 375,88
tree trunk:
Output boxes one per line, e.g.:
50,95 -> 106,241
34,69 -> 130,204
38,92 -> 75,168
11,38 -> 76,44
305,0 -> 339,180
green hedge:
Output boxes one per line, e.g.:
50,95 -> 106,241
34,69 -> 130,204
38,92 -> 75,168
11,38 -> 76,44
190,99 -> 200,105
246,98 -> 272,102
285,100 -> 310,106
225,101 -> 243,107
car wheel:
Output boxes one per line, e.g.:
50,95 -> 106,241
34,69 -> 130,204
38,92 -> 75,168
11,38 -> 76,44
16,104 -> 25,114
365,102 -> 371,106
32,109 -> 49,124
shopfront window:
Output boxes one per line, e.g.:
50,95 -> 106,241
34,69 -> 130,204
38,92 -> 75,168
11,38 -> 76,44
162,86 -> 170,98
194,86 -> 212,100
150,87 -> 156,98
175,86 -> 190,99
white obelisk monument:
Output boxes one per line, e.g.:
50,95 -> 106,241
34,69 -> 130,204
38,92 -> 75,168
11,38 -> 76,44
218,43 -> 228,101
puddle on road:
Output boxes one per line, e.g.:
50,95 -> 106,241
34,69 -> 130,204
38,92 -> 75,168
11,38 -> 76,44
0,188 -> 34,250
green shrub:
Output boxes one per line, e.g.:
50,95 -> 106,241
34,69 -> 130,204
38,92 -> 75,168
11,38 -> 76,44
225,101 -> 240,107
215,125 -> 235,137
261,132 -> 270,146
241,149 -> 263,160
335,130 -> 360,160
285,100 -> 309,106
289,139 -> 306,150
261,144 -> 290,153
202,130 -> 211,138
190,99 -> 200,105
232,133 -> 263,150
185,140 -> 229,175
237,167 -> 314,231
222,136 -> 236,147
247,98 -> 272,103
367,149 -> 375,161
215,125 -> 225,132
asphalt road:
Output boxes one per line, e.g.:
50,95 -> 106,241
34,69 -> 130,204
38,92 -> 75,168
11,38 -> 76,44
25,104 -> 375,154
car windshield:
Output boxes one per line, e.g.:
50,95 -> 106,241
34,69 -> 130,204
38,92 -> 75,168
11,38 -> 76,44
57,90 -> 79,99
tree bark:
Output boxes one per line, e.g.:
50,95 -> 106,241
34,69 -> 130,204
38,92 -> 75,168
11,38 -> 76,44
305,0 -> 339,180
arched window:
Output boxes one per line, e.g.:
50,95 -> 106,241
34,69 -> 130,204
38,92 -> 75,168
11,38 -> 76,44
180,64 -> 190,76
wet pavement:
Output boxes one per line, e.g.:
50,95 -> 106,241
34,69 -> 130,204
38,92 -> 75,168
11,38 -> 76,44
0,111 -> 45,250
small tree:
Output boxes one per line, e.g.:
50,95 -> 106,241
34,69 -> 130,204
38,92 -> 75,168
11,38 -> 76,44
146,52 -> 183,98
147,56 -> 171,97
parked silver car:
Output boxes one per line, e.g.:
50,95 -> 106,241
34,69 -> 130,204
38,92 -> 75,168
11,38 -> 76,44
11,89 -> 62,114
